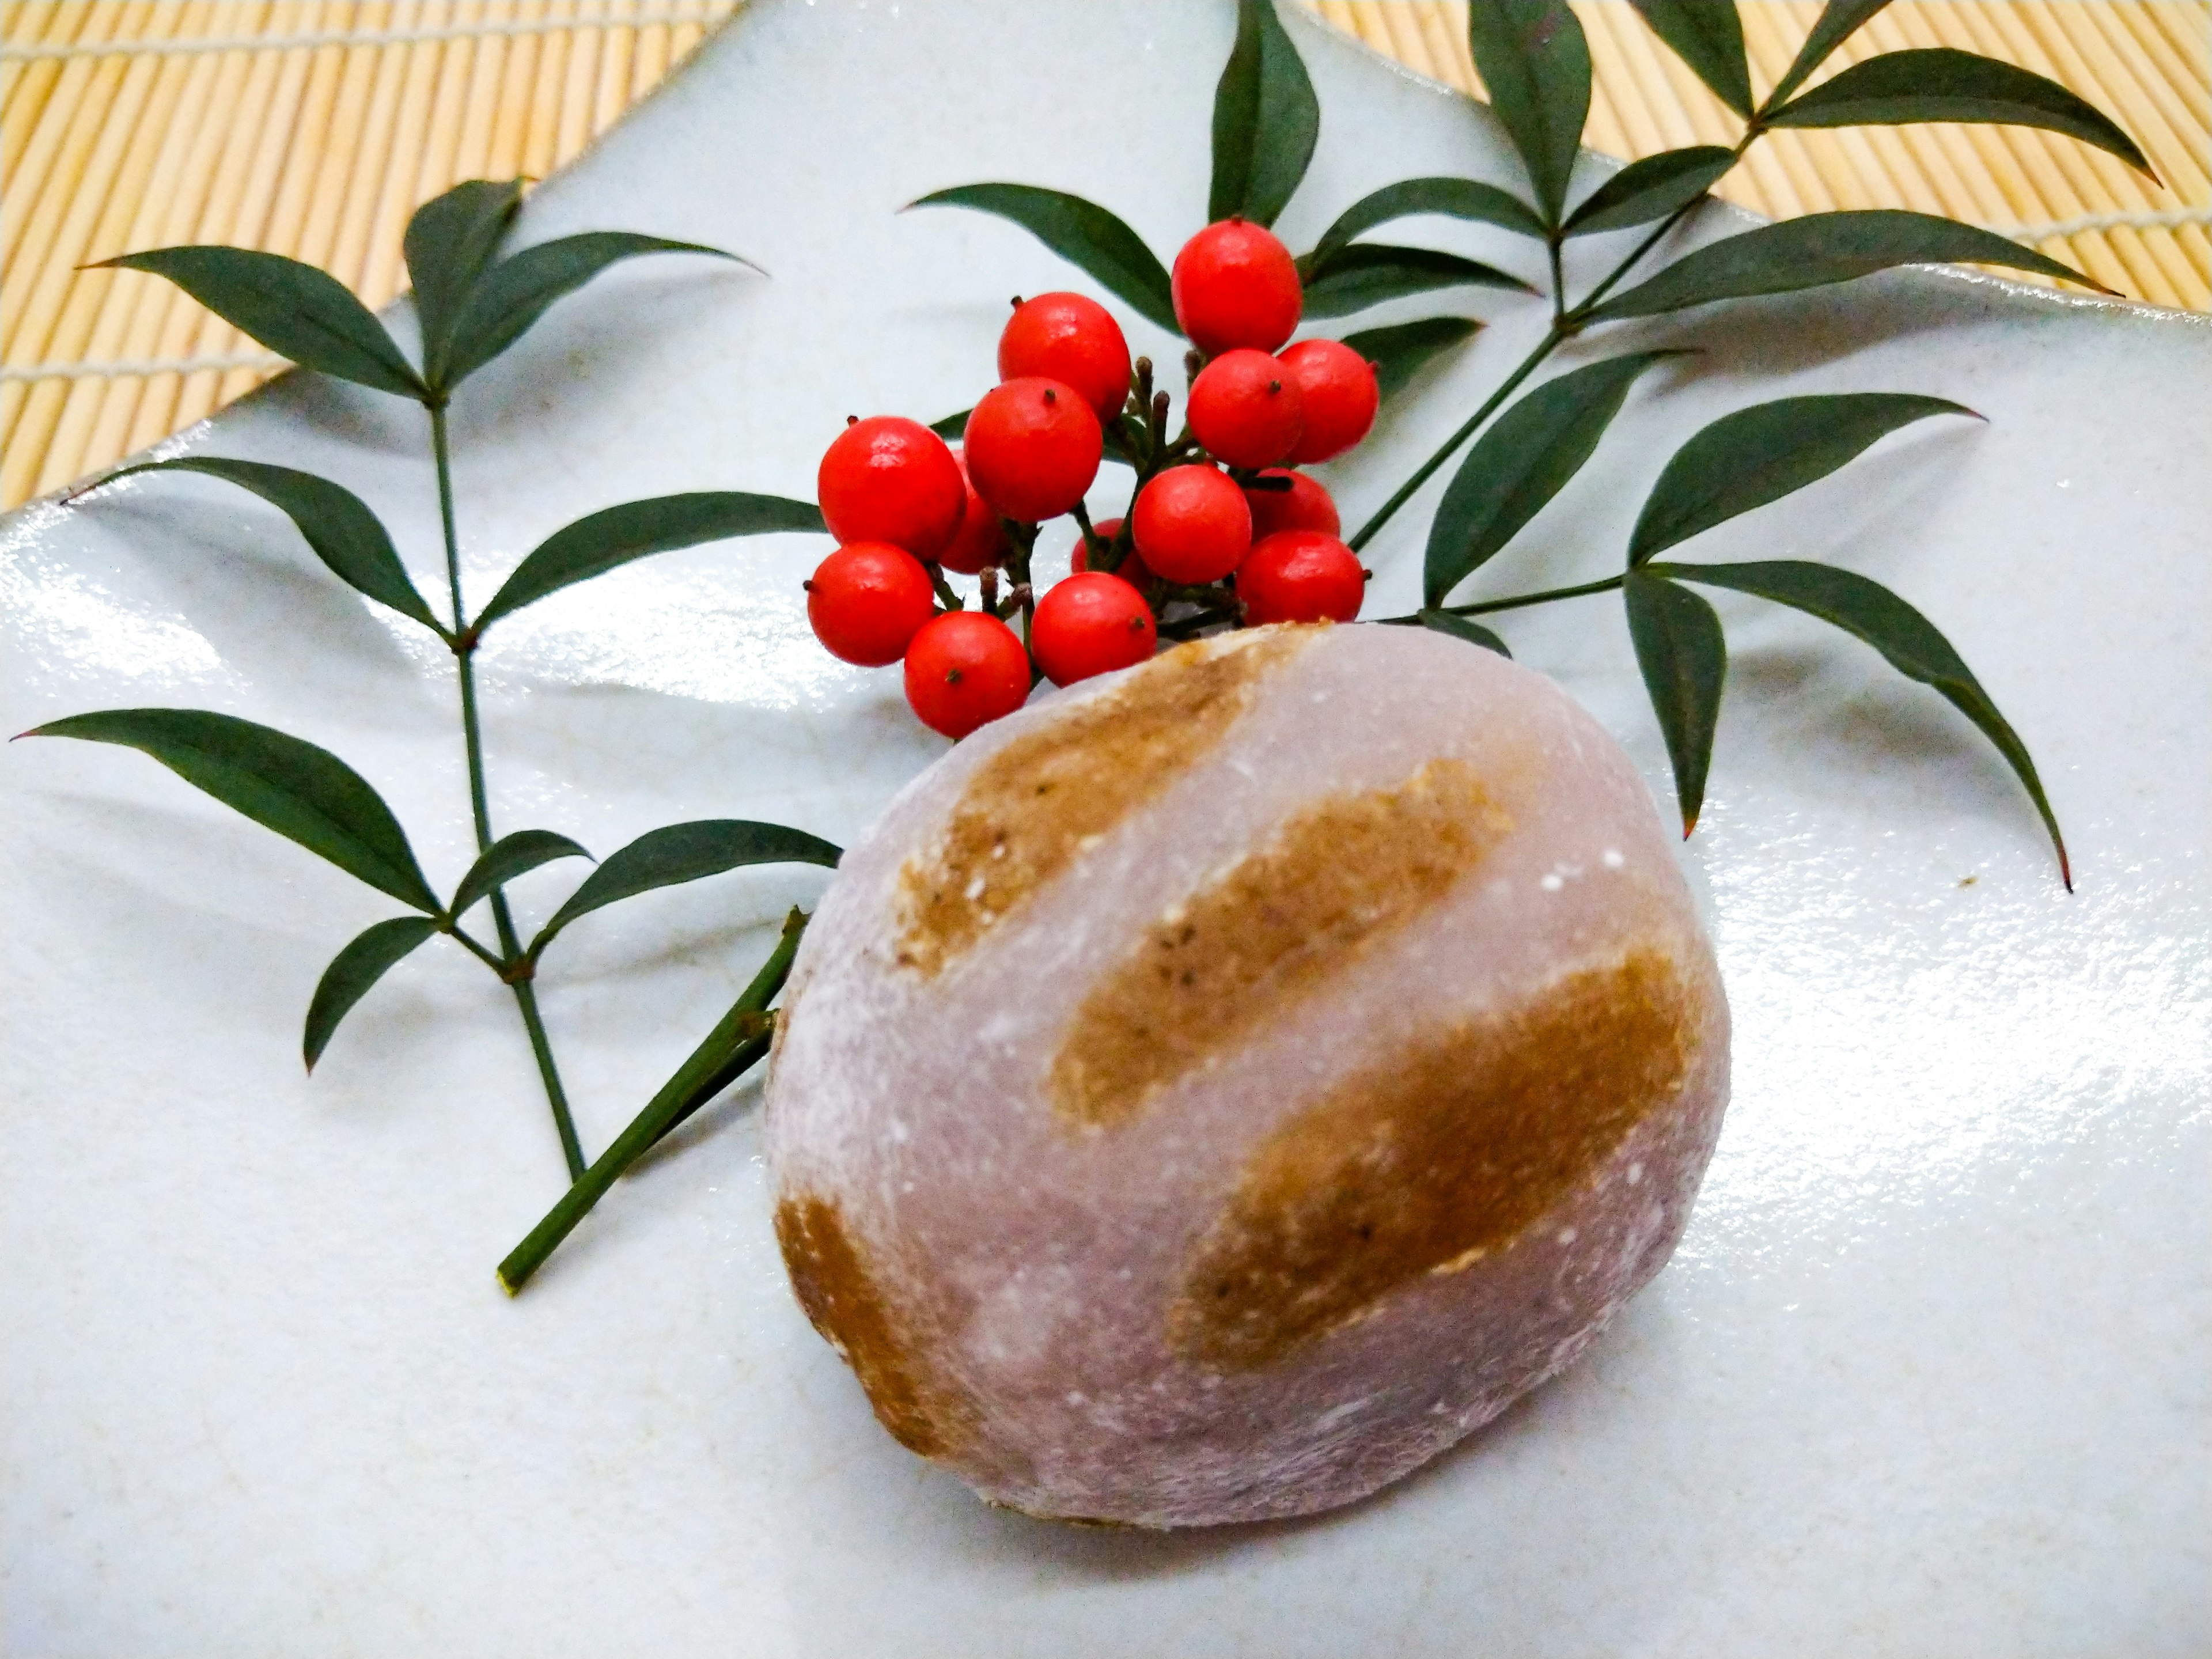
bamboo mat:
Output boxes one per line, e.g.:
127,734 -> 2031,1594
3,2 -> 2206,510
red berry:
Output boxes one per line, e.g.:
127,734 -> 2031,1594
1244,469 -> 1340,539
963,377 -> 1104,524
1279,338 -> 1380,464
903,611 -> 1032,738
1188,349 -> 1304,468
817,416 -> 965,562
1069,516 -> 1154,587
806,542 -> 937,666
1032,573 -> 1157,687
1172,219 -> 1301,356
998,293 -> 1132,425
1131,465 -> 1251,585
939,450 -> 1007,575
1238,531 -> 1366,625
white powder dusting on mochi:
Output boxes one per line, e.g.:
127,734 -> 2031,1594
764,622 -> 1730,1528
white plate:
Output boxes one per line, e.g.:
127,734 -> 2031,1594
3,3 -> 2207,1653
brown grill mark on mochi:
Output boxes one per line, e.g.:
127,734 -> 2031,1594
774,1193 -> 965,1457
1050,759 -> 1512,1129
893,628 -> 1313,977
1169,950 -> 1696,1371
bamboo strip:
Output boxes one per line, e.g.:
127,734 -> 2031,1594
41,0 -> 241,495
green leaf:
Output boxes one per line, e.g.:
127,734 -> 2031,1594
1306,179 -> 1547,271
1425,350 -> 1684,606
1764,48 -> 2155,176
437,232 -> 749,392
1627,0 -> 1752,118
1416,609 -> 1513,657
1767,0 -> 1896,110
1465,0 -> 1593,228
930,409 -> 970,441
1649,558 -> 2069,885
1629,392 -> 1976,566
96,247 -> 425,399
1209,0 -> 1321,228
1623,572 -> 1726,835
907,185 -> 1178,333
450,828 -> 592,919
404,179 -> 525,386
1302,244 -> 1535,319
473,492 -> 825,633
1585,209 -> 2110,321
86,457 -> 441,632
531,820 -> 842,953
24,709 -> 439,911
1340,316 -> 1484,402
303,916 -> 439,1071
1563,146 -> 1736,237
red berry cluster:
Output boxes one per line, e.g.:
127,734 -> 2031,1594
803,217 -> 1380,740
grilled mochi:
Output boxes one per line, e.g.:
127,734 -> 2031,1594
764,622 -> 1730,1527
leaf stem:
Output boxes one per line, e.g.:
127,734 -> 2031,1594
1347,332 -> 1565,552
498,908 -> 809,1294
430,399 -> 585,1181
1377,573 -> 1625,625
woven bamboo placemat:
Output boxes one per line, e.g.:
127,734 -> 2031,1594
3,1 -> 2206,510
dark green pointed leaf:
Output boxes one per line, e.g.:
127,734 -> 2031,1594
303,916 -> 439,1071
404,179 -> 524,385
1210,0 -> 1320,228
1416,609 -> 1513,657
1563,146 -> 1736,237
1627,0 -> 1752,117
450,828 -> 592,919
96,247 -> 425,399
930,409 -> 970,441
1629,392 -> 1975,566
473,493 -> 825,632
907,185 -> 1177,332
1425,350 -> 1685,606
1765,48 -> 2154,176
1767,0 -> 1896,110
1623,572 -> 1726,834
1586,209 -> 2109,321
437,232 -> 749,392
25,709 -> 438,911
1465,0 -> 1593,227
1649,558 -> 2069,884
1307,178 -> 1547,271
1340,316 -> 1484,401
87,457 -> 440,631
531,820 -> 841,952
1302,244 -> 1535,319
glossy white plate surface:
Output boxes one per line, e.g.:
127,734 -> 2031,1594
3,3 -> 2207,1653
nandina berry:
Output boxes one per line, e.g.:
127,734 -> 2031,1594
939,450 -> 1007,575
1244,469 -> 1340,539
805,541 -> 937,666
903,611 -> 1032,738
1032,572 -> 1157,687
1188,349 -> 1305,468
1069,516 -> 1154,587
963,377 -> 1104,524
998,293 -> 1132,424
1238,530 -> 1367,625
1279,338 -> 1380,464
1131,464 -> 1251,585
1171,218 -> 1301,356
817,415 -> 966,562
